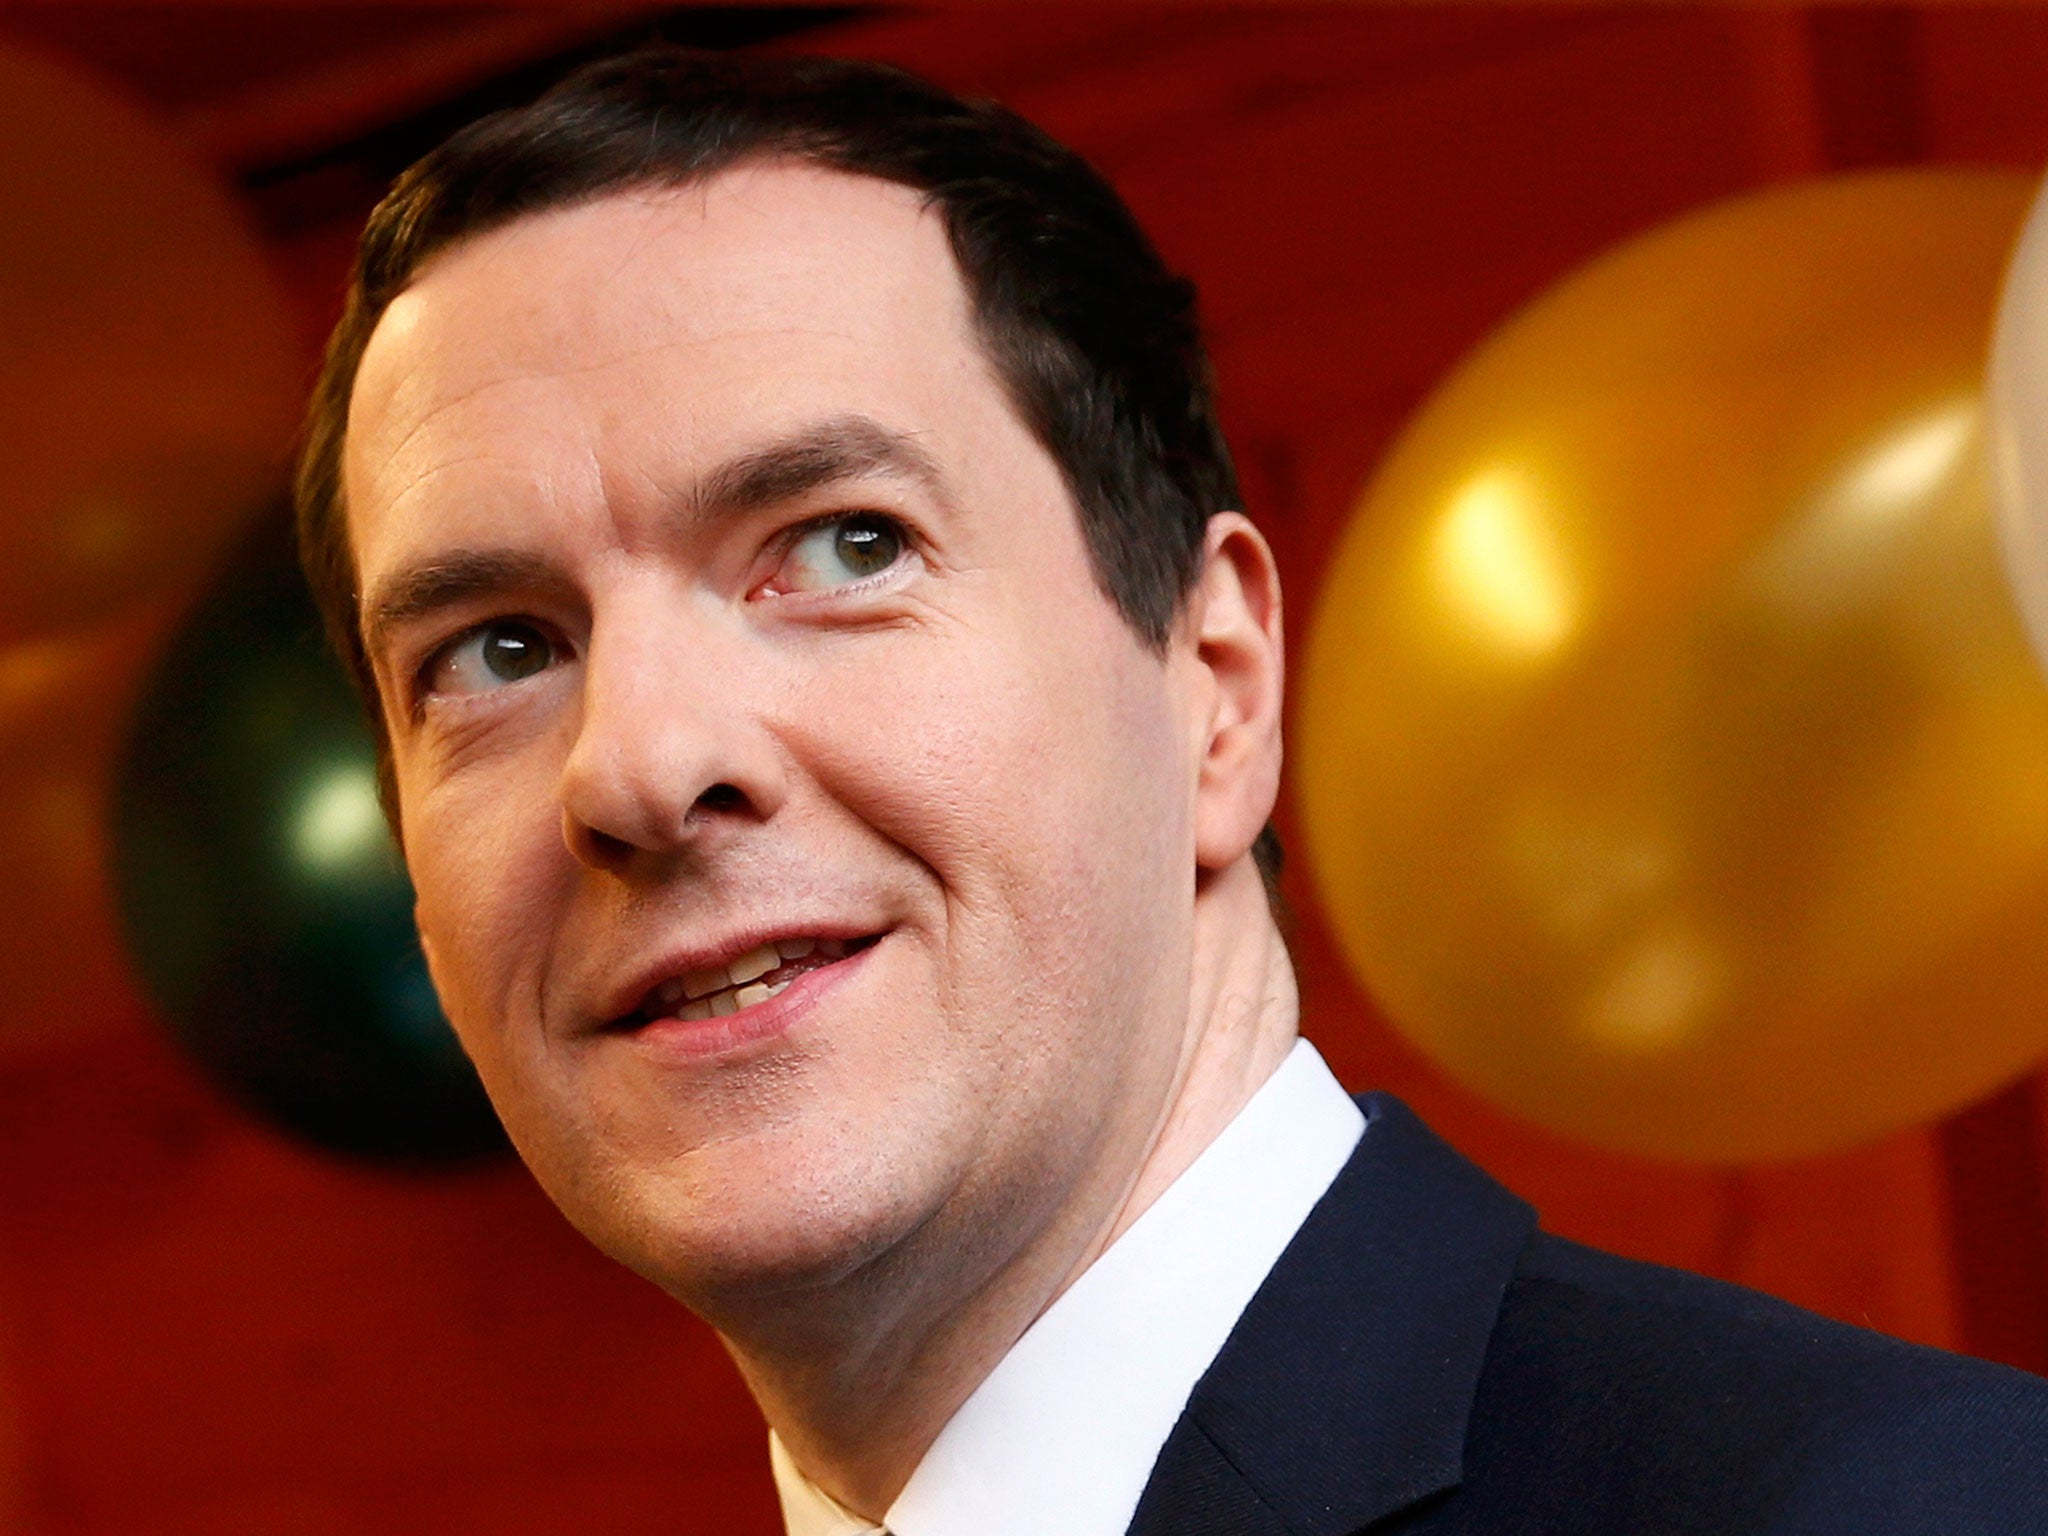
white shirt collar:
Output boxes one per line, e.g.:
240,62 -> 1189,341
771,1038 -> 1365,1536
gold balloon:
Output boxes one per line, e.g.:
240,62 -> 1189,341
1298,171 -> 2048,1162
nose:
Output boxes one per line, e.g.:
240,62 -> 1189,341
558,607 -> 789,875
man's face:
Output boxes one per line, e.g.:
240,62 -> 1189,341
344,165 -> 1210,1306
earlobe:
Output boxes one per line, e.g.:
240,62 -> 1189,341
1188,512 -> 1286,872
416,911 -> 445,995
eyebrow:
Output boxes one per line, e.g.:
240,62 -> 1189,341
357,415 -> 949,661
360,549 -> 564,663
690,414 -> 948,519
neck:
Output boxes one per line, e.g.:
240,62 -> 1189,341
725,857 -> 1299,1521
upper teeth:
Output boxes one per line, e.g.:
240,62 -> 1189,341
727,944 -> 779,985
646,935 -> 851,1016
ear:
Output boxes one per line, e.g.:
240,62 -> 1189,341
1184,512 -> 1285,874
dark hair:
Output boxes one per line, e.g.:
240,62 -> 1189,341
296,44 -> 1282,894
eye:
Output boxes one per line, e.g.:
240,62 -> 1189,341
772,514 -> 908,593
424,619 -> 561,698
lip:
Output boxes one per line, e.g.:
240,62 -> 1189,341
617,936 -> 878,1060
595,923 -> 885,1028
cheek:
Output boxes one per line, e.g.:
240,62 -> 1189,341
779,613 -> 1191,945
398,747 -> 572,1042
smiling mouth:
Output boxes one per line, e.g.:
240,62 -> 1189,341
624,934 -> 881,1026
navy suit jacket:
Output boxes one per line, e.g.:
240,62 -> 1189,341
1128,1094 -> 2048,1535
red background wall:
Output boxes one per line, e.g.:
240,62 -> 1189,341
2,7 -> 2047,1533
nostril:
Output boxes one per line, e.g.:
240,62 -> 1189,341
560,766 -> 771,871
581,825 -> 636,866
693,782 -> 747,815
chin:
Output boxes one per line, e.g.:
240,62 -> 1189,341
551,1130 -> 943,1316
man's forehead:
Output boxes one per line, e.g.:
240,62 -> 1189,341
342,161 -> 1002,565
350,162 -> 970,432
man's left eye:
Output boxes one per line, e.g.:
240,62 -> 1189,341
774,514 -> 907,592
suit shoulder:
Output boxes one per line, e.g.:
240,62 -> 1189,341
1511,1229 -> 2041,1390
1456,1232 -> 2048,1532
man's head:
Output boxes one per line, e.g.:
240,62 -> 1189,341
303,50 -> 1248,757
301,48 -> 1289,1317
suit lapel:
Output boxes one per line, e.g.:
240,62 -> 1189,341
1127,1094 -> 1536,1536
1130,1416 -> 1295,1536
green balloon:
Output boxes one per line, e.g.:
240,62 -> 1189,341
115,512 -> 504,1162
